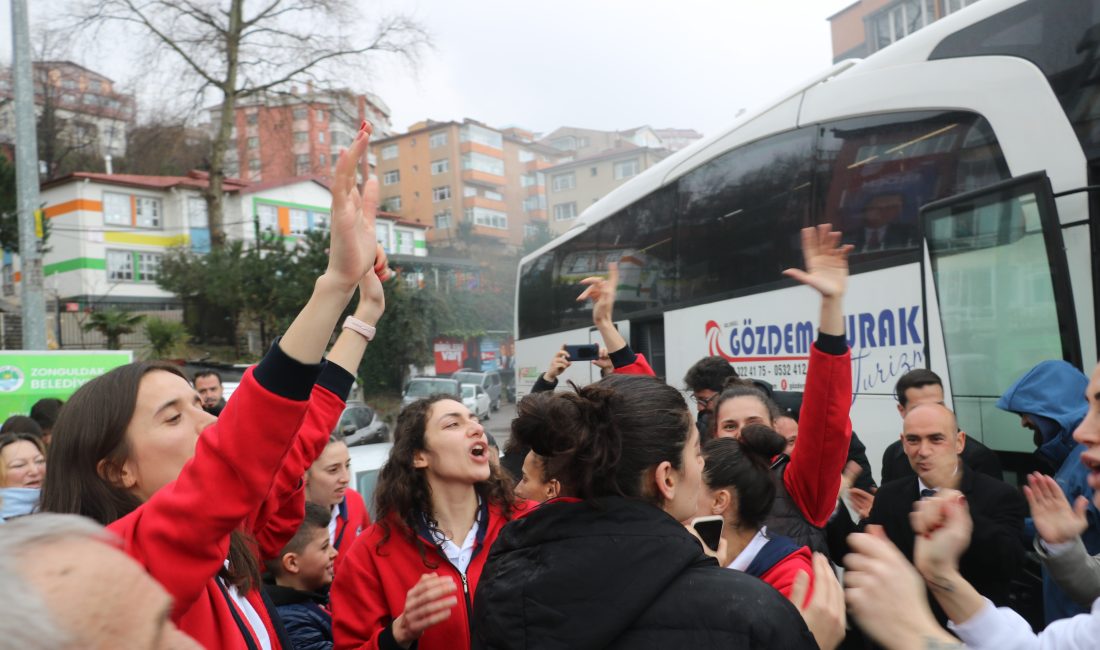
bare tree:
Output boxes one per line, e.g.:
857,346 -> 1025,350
73,0 -> 429,248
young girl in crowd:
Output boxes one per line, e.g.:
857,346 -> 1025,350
40,124 -> 386,650
0,432 -> 46,520
697,427 -> 813,599
330,394 -> 521,650
710,226 -> 854,555
473,373 -> 819,649
306,432 -> 370,570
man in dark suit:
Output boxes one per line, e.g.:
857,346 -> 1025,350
844,193 -> 917,253
879,369 -> 1003,484
866,402 -> 1025,626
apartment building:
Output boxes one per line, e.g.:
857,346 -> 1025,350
372,119 -> 562,248
540,125 -> 666,161
544,145 -> 670,234
1,171 -> 425,309
828,0 -> 983,62
208,87 -> 390,183
0,61 -> 136,162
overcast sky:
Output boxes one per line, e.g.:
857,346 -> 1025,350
1,0 -> 854,138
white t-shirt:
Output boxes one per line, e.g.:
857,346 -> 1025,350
725,527 -> 770,572
219,561 -> 271,650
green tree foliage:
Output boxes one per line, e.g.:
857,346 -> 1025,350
0,155 -> 17,254
144,318 -> 191,360
83,309 -> 145,350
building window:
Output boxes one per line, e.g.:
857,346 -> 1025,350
552,172 -> 576,192
249,158 -> 261,171
484,190 -> 503,201
289,209 -> 308,235
318,131 -> 325,143
461,152 -> 505,176
294,132 -> 307,143
135,197 -> 161,228
313,211 -> 330,231
316,109 -> 326,122
395,229 -> 415,255
614,158 -> 640,180
295,154 -> 310,175
2,264 -> 13,297
381,144 -> 398,160
518,150 -> 535,163
431,158 -> 449,174
459,124 -> 503,149
871,0 -> 934,51
943,0 -> 979,15
521,173 -> 544,187
590,167 -> 598,177
432,186 -> 451,202
256,204 -> 278,232
318,153 -> 326,167
137,252 -> 162,282
463,186 -> 478,198
429,131 -> 448,148
435,210 -> 452,229
188,197 -> 208,228
247,136 -> 259,149
376,222 -> 391,251
382,196 -> 402,212
383,170 -> 400,185
553,202 -> 577,221
293,107 -> 308,120
103,192 -> 130,225
523,195 -> 546,212
246,113 -> 258,125
106,250 -> 134,281
465,206 -> 508,230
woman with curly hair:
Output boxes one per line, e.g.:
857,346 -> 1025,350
331,394 -> 523,650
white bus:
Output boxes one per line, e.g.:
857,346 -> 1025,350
514,0 -> 1099,479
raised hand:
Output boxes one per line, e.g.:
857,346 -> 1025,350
790,552 -> 846,650
545,346 -> 572,381
911,489 -> 972,576
1025,472 -> 1089,545
782,225 -> 853,299
327,121 -> 378,290
577,262 -> 619,326
392,573 -> 458,645
848,487 -> 875,521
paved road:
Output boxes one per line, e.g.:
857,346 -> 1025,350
485,399 -> 516,449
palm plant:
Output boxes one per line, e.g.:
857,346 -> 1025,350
82,309 -> 145,350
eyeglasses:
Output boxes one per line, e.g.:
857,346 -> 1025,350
689,393 -> 718,408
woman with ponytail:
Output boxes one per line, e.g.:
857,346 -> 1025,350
696,424 -> 813,600
471,373 -> 819,649
330,394 -> 522,650
40,124 -> 385,649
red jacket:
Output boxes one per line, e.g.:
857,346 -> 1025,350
759,546 -> 814,603
331,500 -> 527,650
108,355 -> 349,650
783,339 -> 852,528
333,487 -> 370,570
609,345 -> 656,377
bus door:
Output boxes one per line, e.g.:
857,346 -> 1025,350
920,172 -> 1082,479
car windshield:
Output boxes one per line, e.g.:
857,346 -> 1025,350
452,372 -> 480,384
338,406 -> 374,431
461,384 -> 475,398
406,379 -> 454,397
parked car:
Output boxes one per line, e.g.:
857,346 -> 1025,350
347,442 -> 392,522
336,402 -> 390,446
451,370 -> 503,411
461,383 -> 491,421
401,376 -> 461,408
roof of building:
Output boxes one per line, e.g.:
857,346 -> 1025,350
240,175 -> 331,195
33,60 -> 116,84
41,170 -> 249,193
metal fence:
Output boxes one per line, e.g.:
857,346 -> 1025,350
0,309 -> 184,352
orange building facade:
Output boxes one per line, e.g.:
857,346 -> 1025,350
828,0 -> 982,62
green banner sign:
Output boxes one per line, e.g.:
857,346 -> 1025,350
0,351 -> 133,422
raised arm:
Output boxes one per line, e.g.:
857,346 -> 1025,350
577,262 -> 655,377
780,226 -> 854,527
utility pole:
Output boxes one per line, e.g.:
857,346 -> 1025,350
11,0 -> 47,349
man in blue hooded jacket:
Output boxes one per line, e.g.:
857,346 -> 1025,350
998,359 -> 1094,623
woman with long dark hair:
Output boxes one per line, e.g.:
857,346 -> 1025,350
331,394 -> 520,650
40,125 -> 386,649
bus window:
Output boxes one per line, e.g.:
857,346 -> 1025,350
594,185 -> 679,318
552,226 -> 601,334
815,111 -> 1010,263
931,0 -> 1100,162
517,252 -> 557,339
676,127 -> 814,303
923,173 -> 1081,453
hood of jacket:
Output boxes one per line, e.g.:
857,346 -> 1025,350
997,360 -> 1089,465
472,496 -> 813,650
0,487 -> 39,521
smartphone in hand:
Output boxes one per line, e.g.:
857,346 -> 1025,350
563,343 -> 600,361
691,515 -> 724,554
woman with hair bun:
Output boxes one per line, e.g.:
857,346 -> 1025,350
696,424 -> 813,600
331,394 -> 524,650
472,373 -> 820,649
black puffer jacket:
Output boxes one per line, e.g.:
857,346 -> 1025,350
472,497 -> 816,649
